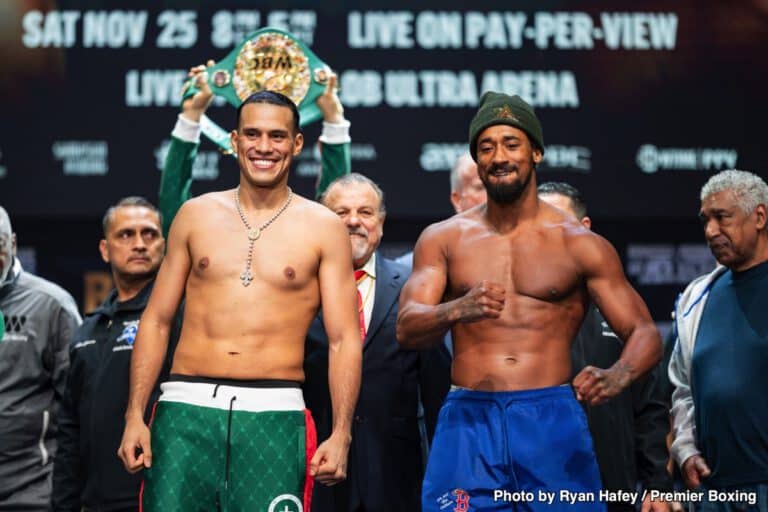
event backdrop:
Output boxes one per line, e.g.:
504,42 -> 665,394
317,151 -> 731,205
1,0 -> 767,318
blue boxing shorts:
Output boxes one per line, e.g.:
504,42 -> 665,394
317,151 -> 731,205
422,385 -> 605,511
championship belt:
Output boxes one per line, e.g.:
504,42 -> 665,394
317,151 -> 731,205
183,27 -> 333,155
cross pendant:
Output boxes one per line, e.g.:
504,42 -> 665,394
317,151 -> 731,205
240,270 -> 253,287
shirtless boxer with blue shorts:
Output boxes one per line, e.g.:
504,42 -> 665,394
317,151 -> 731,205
397,92 -> 663,511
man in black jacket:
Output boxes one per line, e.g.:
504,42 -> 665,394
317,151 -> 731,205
52,197 -> 180,512
538,182 -> 673,512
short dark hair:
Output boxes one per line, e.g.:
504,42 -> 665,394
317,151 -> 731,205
102,196 -> 162,236
537,181 -> 587,219
236,90 -> 300,133
320,173 -> 387,215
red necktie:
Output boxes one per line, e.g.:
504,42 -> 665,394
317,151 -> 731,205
354,270 -> 367,341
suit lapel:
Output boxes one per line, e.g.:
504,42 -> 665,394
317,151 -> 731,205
363,255 -> 401,351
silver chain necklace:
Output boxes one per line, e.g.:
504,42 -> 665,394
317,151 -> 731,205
234,185 -> 293,286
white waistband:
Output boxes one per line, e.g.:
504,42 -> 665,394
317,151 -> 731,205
158,381 -> 305,412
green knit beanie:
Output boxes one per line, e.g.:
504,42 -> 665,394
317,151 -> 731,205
469,91 -> 544,161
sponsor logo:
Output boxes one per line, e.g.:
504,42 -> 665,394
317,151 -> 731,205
453,489 -> 470,512
4,314 -> 26,333
636,144 -> 738,174
154,139 -> 220,180
420,143 -> 468,172
1,333 -> 29,342
539,145 -> 591,173
1,315 -> 29,342
420,143 -> 591,172
296,142 -> 379,177
267,494 -> 302,512
74,339 -> 97,349
600,321 -> 619,339
626,243 -> 716,285
495,105 -> 518,120
435,491 -> 454,510
52,140 -> 108,176
116,320 -> 139,345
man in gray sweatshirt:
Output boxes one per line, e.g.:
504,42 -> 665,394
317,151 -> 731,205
0,206 -> 81,511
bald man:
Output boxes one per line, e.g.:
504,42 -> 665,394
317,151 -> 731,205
0,206 -> 81,511
449,153 -> 486,214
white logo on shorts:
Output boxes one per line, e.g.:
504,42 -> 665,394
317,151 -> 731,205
267,494 -> 302,512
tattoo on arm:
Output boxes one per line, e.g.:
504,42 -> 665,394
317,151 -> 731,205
437,305 -> 454,325
610,360 -> 633,388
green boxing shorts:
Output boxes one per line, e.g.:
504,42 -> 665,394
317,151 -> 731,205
140,375 -> 316,512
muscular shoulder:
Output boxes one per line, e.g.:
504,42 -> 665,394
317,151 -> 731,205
535,202 -> 620,274
411,216 -> 470,268
563,224 -> 621,277
291,194 -> 343,225
417,209 -> 480,246
178,190 -> 230,216
537,201 -> 595,245
289,196 -> 349,252
169,191 -> 231,231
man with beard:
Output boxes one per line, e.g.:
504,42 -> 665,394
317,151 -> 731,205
397,92 -> 663,511
305,173 -> 444,511
52,197 -> 179,512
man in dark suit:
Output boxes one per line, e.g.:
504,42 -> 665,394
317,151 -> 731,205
304,173 -> 445,512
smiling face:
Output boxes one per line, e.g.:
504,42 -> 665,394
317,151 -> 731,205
323,181 -> 385,269
475,125 -> 542,204
99,206 -> 164,283
699,189 -> 767,271
231,102 -> 304,189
